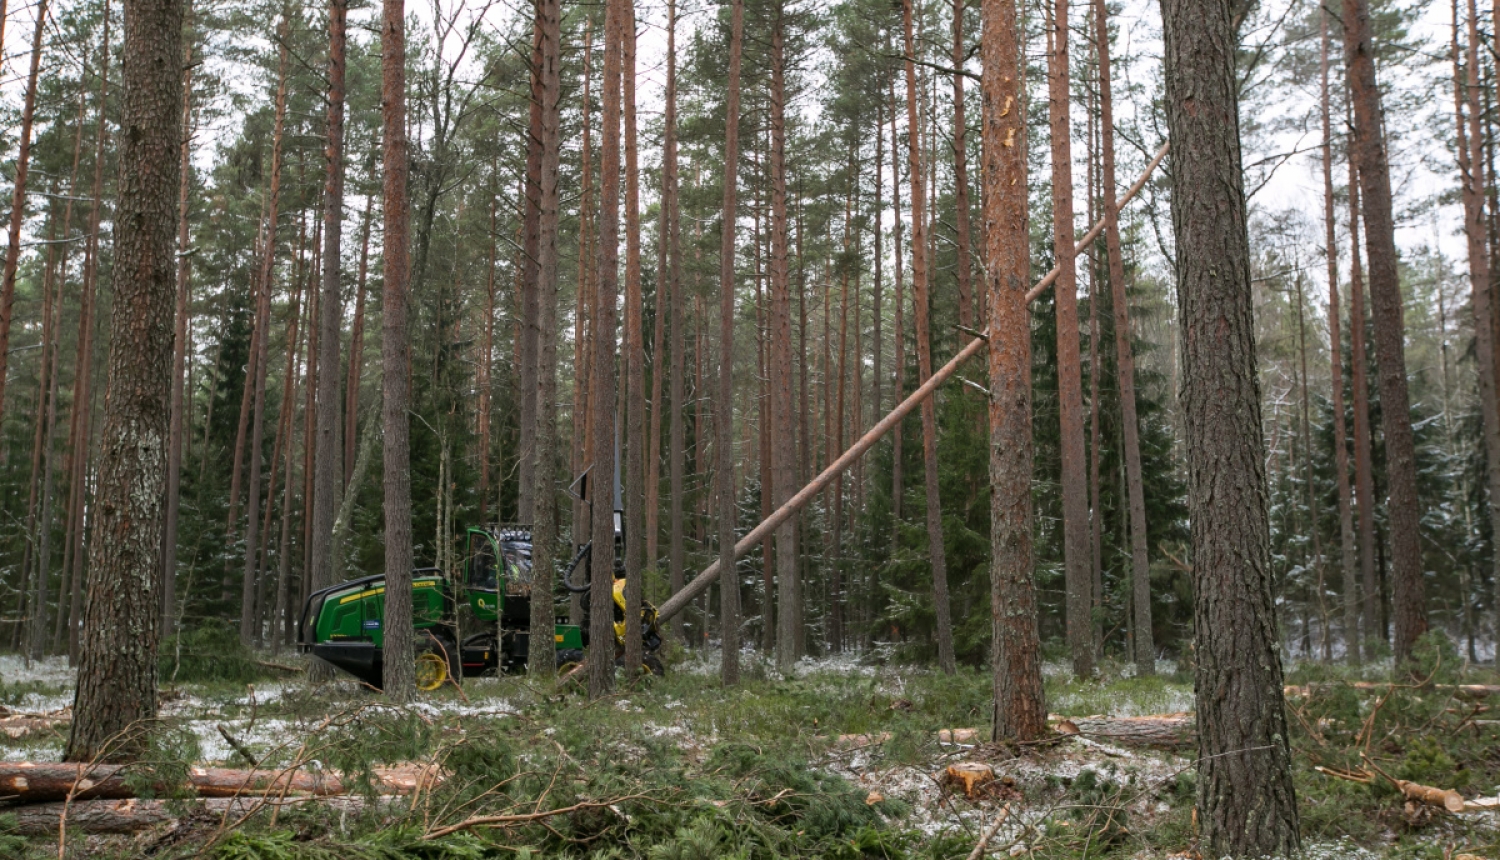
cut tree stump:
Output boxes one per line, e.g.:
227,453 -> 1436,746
941,762 -> 996,799
0,762 -> 439,803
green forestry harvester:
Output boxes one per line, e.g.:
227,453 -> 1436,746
298,515 -> 665,690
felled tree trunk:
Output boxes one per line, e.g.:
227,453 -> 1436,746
0,762 -> 437,803
9,796 -> 378,836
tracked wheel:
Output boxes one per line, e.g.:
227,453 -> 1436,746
415,651 -> 449,691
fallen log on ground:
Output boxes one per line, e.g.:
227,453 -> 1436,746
934,714 -> 1196,751
1284,682 -> 1500,699
0,762 -> 440,804
6,796 -> 380,836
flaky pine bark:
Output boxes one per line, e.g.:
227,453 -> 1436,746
66,0 -> 184,764
241,16 -> 291,647
1049,0 -> 1092,678
1454,0 -> 1500,658
953,0 -> 974,335
528,0 -> 562,678
1348,161 -> 1379,644
623,6 -> 645,676
380,0 -> 416,702
0,0 -> 49,426
981,0 -> 1045,740
1159,0 -> 1300,848
903,0 -> 955,674
716,0 -> 746,684
312,0 -> 348,633
1325,7 -> 1359,664
1342,0 -> 1426,663
1093,0 -> 1152,674
589,0 -> 625,698
770,1 -> 798,672
662,3 -> 686,644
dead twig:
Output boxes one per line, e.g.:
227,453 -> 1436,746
216,724 -> 260,768
965,802 -> 1012,860
422,793 -> 657,840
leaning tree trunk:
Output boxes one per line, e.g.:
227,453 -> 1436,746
1049,0 -> 1093,678
66,0 -> 185,764
715,0 -> 746,685
1342,0 -> 1427,664
380,0 -> 416,703
1158,0 -> 1301,848
903,0 -> 955,675
981,0 -> 1045,741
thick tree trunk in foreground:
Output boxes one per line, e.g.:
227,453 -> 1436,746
770,3 -> 799,672
1324,8 -> 1360,665
66,0 -> 185,764
528,0 -> 563,679
981,0 -> 1045,741
1342,0 -> 1427,663
1049,0 -> 1093,678
1159,0 -> 1300,848
1094,0 -> 1152,675
717,0 -> 745,685
589,0 -> 625,699
904,0 -> 955,675
380,0 -> 416,703
312,0 -> 348,642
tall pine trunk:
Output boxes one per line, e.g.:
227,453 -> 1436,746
662,3 -> 686,644
1160,0 -> 1300,846
163,32 -> 196,637
66,0 -> 184,764
1348,159 -> 1379,646
623,5 -> 646,675
1342,0 -> 1427,663
770,3 -> 798,670
952,0 -> 974,335
903,0 -> 955,674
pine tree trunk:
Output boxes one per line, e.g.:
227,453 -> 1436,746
981,0 -> 1045,740
528,0 -> 563,679
1049,0 -> 1093,678
904,0 -> 955,674
1342,0 -> 1427,663
517,13 -> 544,523
66,4 -> 111,662
1455,0 -> 1500,664
888,53 -> 905,535
662,3 -> 686,644
769,7 -> 798,667
1094,0 -> 1152,674
1295,273 -> 1329,659
479,190 -> 496,521
345,196 -> 372,489
715,0 -> 746,684
589,0 -> 626,698
1159,0 -> 1301,847
241,17 -> 291,647
311,0 -> 348,639
572,20 -> 595,626
623,6 -> 646,676
953,0 -> 974,335
163,27 -> 195,639
380,0 -> 417,703
25,210 -> 62,659
1326,7 -> 1360,665
0,0 -> 50,426
1347,159 -> 1379,646
66,0 -> 184,764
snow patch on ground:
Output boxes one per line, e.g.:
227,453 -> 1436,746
0,655 -> 75,691
1050,684 -> 1195,718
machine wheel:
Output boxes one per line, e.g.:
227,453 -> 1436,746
415,651 -> 449,691
642,654 -> 665,677
555,648 -> 586,673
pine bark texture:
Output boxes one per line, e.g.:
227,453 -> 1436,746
904,0 -> 955,675
528,0 -> 563,678
66,0 -> 184,764
380,0 -> 416,703
1342,0 -> 1427,663
717,0 -> 746,685
1049,0 -> 1093,678
1158,0 -> 1300,849
981,0 -> 1046,741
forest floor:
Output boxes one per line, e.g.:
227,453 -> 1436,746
0,635 -> 1496,859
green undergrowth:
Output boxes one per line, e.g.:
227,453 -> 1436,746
12,642 -> 1500,858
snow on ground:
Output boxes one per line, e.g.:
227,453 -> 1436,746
0,655 -> 75,714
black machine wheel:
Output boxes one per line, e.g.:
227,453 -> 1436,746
555,648 -> 586,673
643,654 -> 665,677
